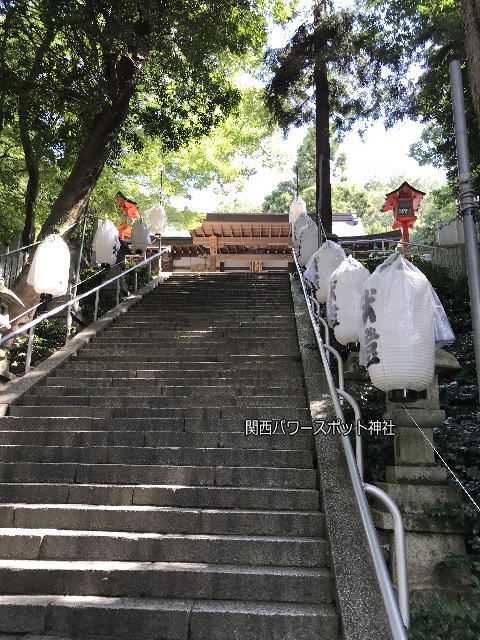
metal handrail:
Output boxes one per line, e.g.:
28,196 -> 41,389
335,388 -> 363,480
337,238 -> 437,250
292,248 -> 408,639
9,268 -> 107,327
0,248 -> 167,372
364,483 -> 410,628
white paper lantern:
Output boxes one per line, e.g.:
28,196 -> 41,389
293,212 -> 313,251
27,234 -> 70,297
131,218 -> 151,254
298,222 -> 319,267
146,203 -> 167,235
327,255 -> 370,345
289,197 -> 307,224
360,254 -> 435,392
93,219 -> 120,265
309,241 -> 346,303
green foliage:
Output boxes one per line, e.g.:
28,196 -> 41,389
409,556 -> 480,639
6,319 -> 76,371
409,590 -> 480,639
360,0 -> 480,197
0,0 -> 292,242
264,6 -> 410,132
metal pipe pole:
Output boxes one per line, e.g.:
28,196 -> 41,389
449,60 -> 480,403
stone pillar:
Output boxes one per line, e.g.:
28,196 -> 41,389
371,348 -> 468,597
344,350 -> 368,382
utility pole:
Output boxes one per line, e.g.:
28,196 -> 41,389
449,60 -> 480,403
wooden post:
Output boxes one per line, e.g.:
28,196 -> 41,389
209,236 -> 217,272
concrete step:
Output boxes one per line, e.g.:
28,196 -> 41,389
0,504 -> 323,536
0,445 -> 314,468
79,346 -> 301,356
0,595 -> 339,639
0,463 -> 316,489
0,528 -> 326,566
0,559 -> 332,604
0,483 -> 319,509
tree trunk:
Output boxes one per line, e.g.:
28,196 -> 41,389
314,0 -> 332,234
18,98 -> 40,246
463,0 -> 480,126
9,55 -> 142,325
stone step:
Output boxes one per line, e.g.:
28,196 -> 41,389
111,319 -> 296,327
9,407 -> 311,421
112,318 -> 296,324
72,351 -> 301,361
0,272 -> 341,637
9,406 -> 311,421
33,385 -> 303,398
101,330 -> 295,338
79,346 -> 301,357
0,528 -> 326,566
0,560 -> 332,604
0,423 -> 314,449
0,595 -> 341,640
42,377 -> 305,390
0,483 -> 319,510
56,363 -> 304,375
16,395 -> 307,409
0,445 -> 314,468
0,504 -> 323,536
91,337 -> 297,346
0,463 -> 316,489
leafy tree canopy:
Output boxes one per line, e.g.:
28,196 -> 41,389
0,0 -> 297,244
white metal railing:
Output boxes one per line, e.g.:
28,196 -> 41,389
0,249 -> 167,373
292,247 -> 410,636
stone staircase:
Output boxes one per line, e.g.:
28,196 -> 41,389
0,273 -> 339,639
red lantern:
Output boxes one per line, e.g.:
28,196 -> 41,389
382,182 -> 426,249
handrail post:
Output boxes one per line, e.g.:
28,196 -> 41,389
65,305 -> 72,343
94,289 -> 100,322
364,483 -> 410,628
116,278 -> 120,306
134,270 -> 138,293
25,326 -> 34,373
148,260 -> 152,281
324,344 -> 344,392
336,387 -> 364,481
